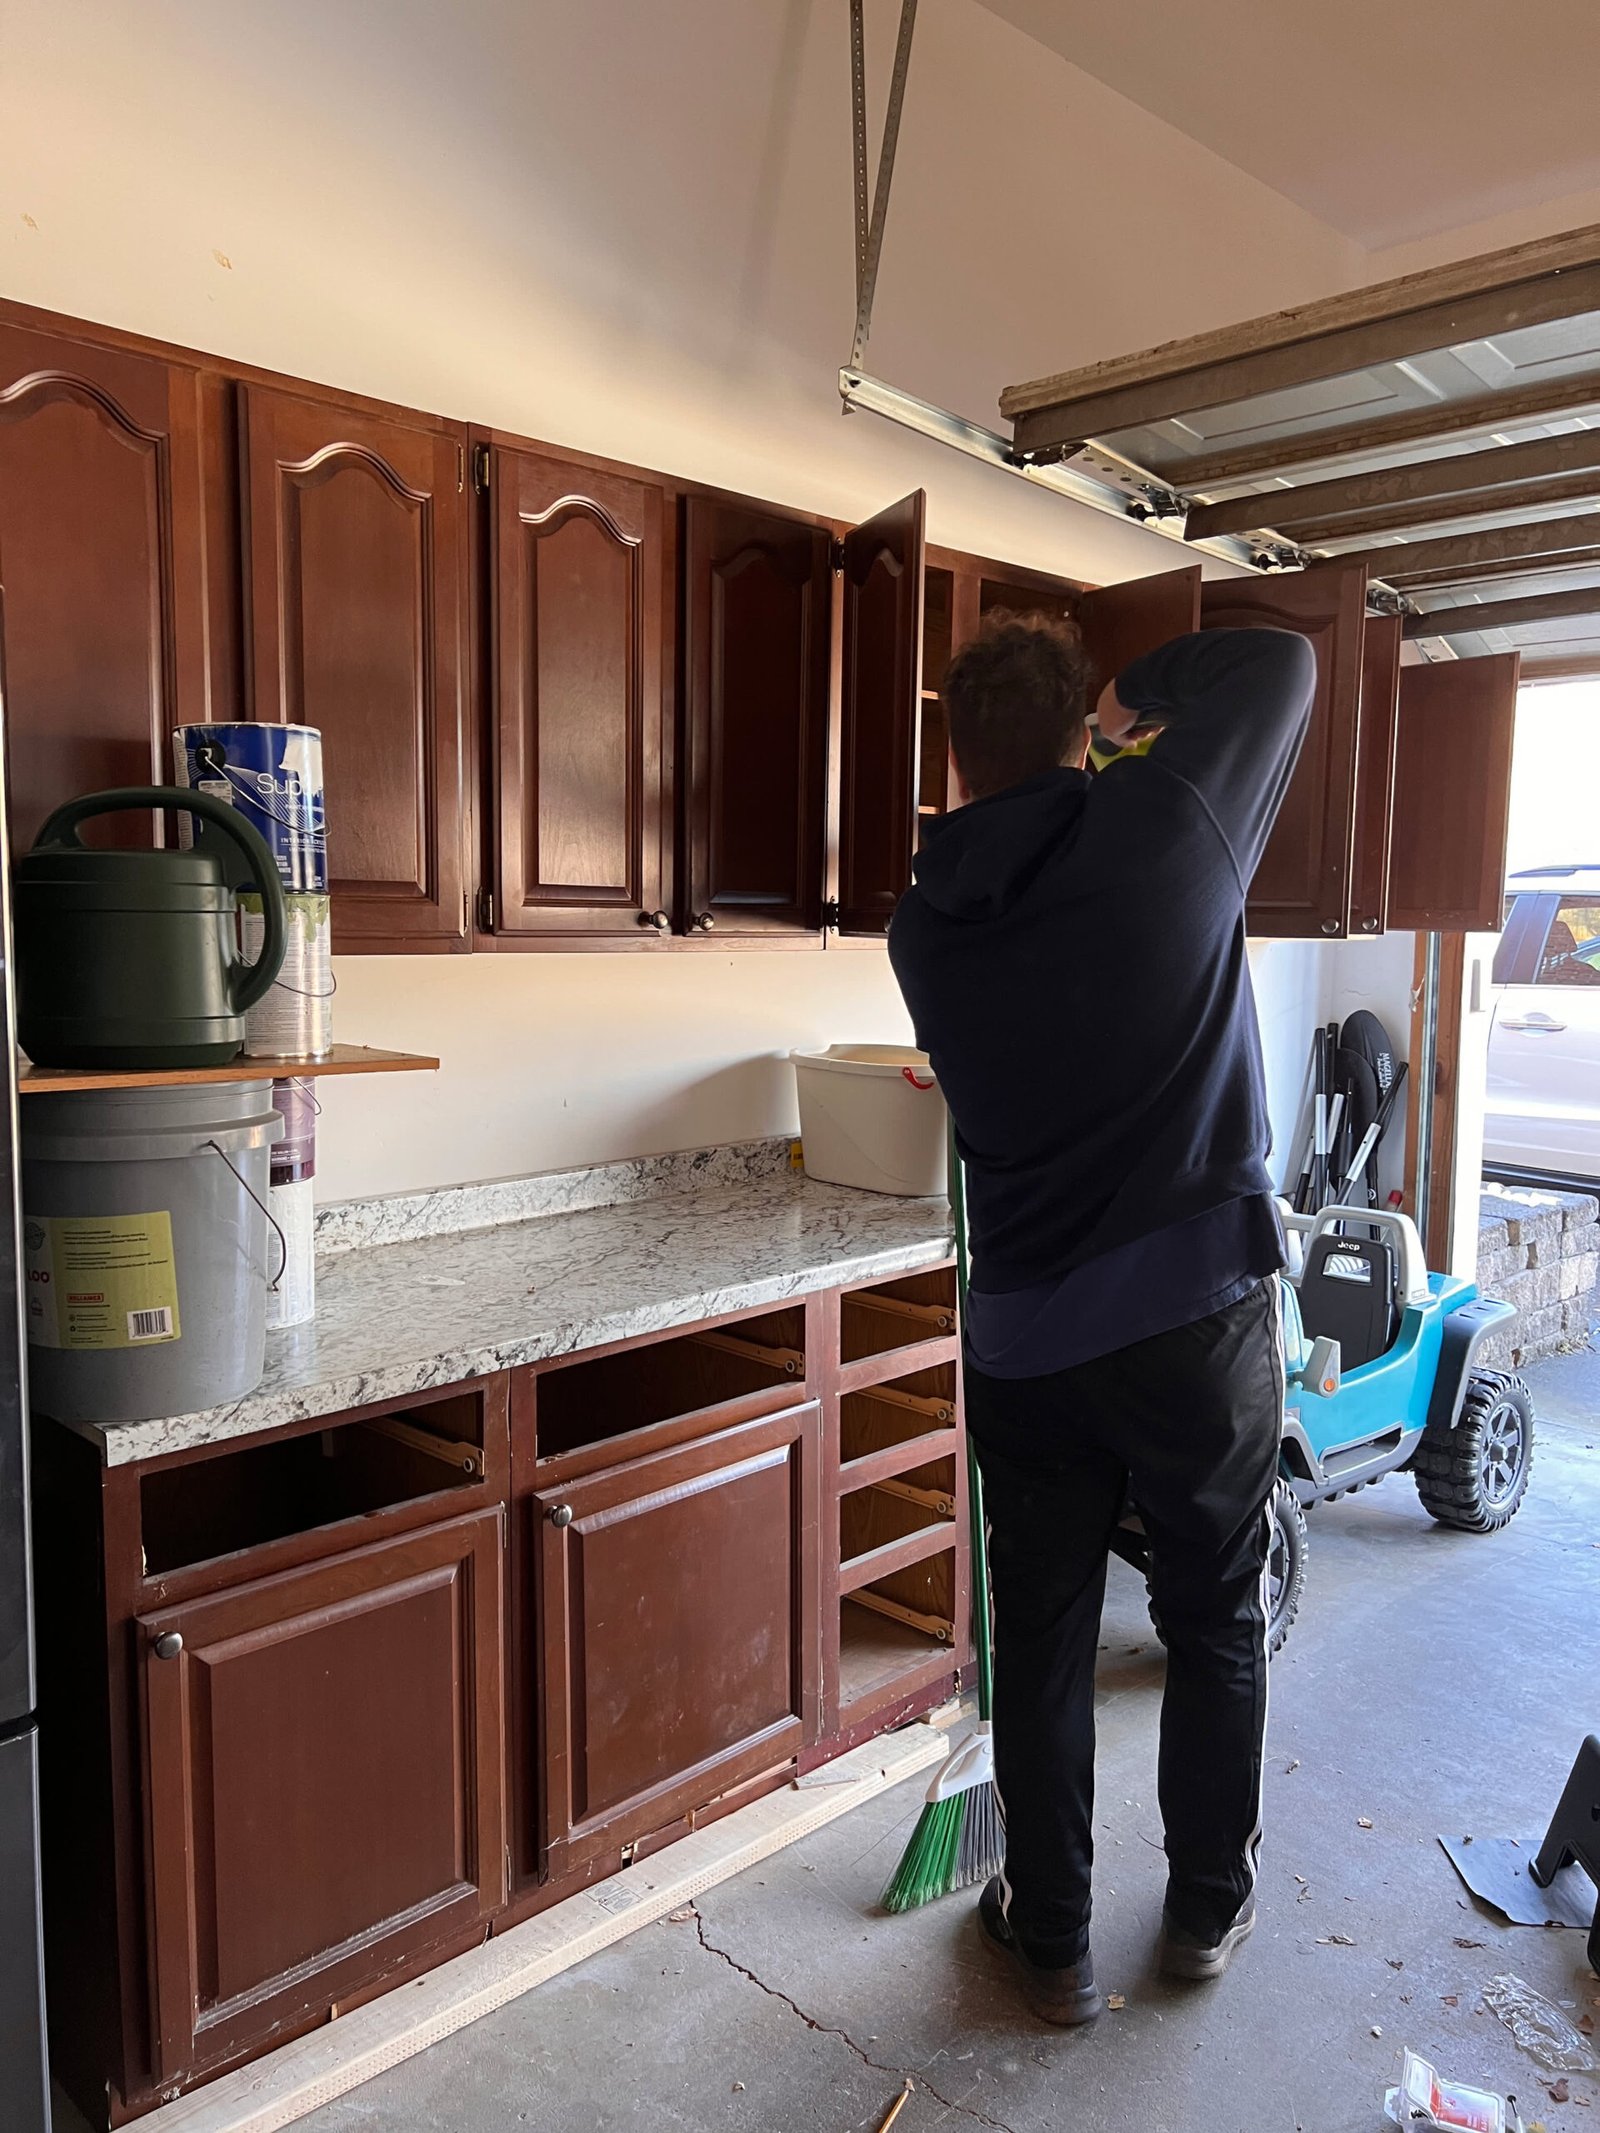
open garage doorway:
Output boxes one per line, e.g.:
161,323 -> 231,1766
1485,678 -> 1600,1194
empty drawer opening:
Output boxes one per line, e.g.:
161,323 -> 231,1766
535,1307 -> 805,1461
840,1477 -> 955,1567
839,1544 -> 957,1710
140,1393 -> 485,1575
840,1270 -> 957,1367
839,1370 -> 957,1491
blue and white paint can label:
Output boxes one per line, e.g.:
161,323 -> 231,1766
173,722 -> 327,892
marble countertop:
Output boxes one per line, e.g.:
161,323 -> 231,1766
81,1158 -> 954,1466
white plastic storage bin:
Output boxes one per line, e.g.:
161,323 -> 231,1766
790,1045 -> 947,1198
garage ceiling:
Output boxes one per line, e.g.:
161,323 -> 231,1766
1000,225 -> 1600,680
973,0 -> 1600,249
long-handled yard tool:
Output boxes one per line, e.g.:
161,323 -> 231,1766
881,1123 -> 1002,1912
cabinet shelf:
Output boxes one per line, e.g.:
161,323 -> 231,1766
16,1043 -> 440,1096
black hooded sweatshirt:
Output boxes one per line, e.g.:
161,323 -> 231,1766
888,628 -> 1316,1297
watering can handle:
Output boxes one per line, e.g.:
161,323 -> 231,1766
30,786 -> 290,1017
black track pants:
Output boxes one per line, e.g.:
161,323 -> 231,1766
963,1278 -> 1284,1965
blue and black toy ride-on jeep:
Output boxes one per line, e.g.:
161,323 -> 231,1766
1114,1205 -> 1534,1656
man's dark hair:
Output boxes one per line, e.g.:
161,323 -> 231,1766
942,611 -> 1094,800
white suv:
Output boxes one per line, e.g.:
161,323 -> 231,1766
1487,866 -> 1600,1179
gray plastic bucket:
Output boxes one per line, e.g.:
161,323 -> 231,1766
21,1082 -> 283,1424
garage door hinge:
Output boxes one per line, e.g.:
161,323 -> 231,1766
476,887 -> 495,932
474,443 -> 491,494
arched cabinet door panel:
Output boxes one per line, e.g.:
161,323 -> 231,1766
490,448 -> 670,937
239,385 -> 469,949
0,324 -> 210,855
1201,563 -> 1369,940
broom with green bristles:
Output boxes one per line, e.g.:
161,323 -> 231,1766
881,1122 -> 1002,1912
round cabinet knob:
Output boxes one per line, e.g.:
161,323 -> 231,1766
548,1503 -> 574,1528
637,909 -> 671,932
1360,916 -> 1379,933
1321,919 -> 1340,936
152,1631 -> 184,1661
692,912 -> 716,932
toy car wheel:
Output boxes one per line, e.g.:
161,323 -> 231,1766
1147,1478 -> 1306,1658
1264,1479 -> 1308,1656
1412,1371 -> 1534,1532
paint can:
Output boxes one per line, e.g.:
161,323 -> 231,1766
239,891 -> 334,1060
266,1078 -> 316,1329
173,723 -> 333,1057
172,723 -> 327,892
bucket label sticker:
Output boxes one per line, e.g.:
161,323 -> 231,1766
23,1212 -> 181,1351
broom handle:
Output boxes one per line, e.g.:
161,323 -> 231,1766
948,1120 -> 994,1722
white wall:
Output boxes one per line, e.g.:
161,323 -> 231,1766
0,0 -> 1375,1198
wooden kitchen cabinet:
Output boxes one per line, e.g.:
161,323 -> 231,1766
681,495 -> 831,936
0,322 -> 211,855
1079,565 -> 1203,692
489,445 -> 672,938
1387,651 -> 1521,933
1201,563 -> 1370,939
238,384 -> 470,949
137,1506 -> 505,2084
837,492 -> 927,935
535,1402 -> 821,1877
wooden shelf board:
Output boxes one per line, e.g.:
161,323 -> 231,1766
17,1044 -> 439,1096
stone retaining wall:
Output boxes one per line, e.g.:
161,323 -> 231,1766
1476,1185 -> 1598,1371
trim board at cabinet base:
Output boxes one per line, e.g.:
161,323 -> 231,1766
133,1715 -> 955,2133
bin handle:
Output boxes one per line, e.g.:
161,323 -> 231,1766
902,1067 -> 937,1091
203,1139 -> 288,1293
30,786 -> 289,1017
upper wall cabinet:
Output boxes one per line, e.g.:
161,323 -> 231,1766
1078,566 -> 1203,693
238,386 -> 469,950
0,324 -> 210,854
490,448 -> 671,940
1387,652 -> 1520,933
838,492 -> 926,937
681,497 -> 831,936
1201,564 -> 1369,939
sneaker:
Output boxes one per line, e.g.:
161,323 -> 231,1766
1157,1899 -> 1257,1981
976,1878 -> 1102,2026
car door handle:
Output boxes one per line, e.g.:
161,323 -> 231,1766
1501,1016 -> 1567,1032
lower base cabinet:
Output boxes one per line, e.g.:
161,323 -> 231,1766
536,1404 -> 821,1877
138,1509 -> 506,2086
36,1273 -> 964,2125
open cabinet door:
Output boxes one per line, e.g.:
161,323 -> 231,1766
1077,565 -> 1202,690
1387,652 -> 1520,932
1201,564 -> 1369,938
837,492 -> 926,936
1350,612 -> 1402,935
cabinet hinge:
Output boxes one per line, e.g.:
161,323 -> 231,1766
474,443 -> 491,494
829,536 -> 846,572
476,887 -> 495,932
456,443 -> 465,494
822,898 -> 842,930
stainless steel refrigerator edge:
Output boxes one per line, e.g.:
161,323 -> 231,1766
0,593 -> 53,2129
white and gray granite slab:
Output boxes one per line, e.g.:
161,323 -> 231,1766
313,1138 -> 796,1257
81,1166 -> 953,1466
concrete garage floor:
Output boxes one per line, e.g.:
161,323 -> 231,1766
74,1348 -> 1600,2133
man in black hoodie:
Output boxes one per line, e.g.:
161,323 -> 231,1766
889,616 -> 1315,2025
